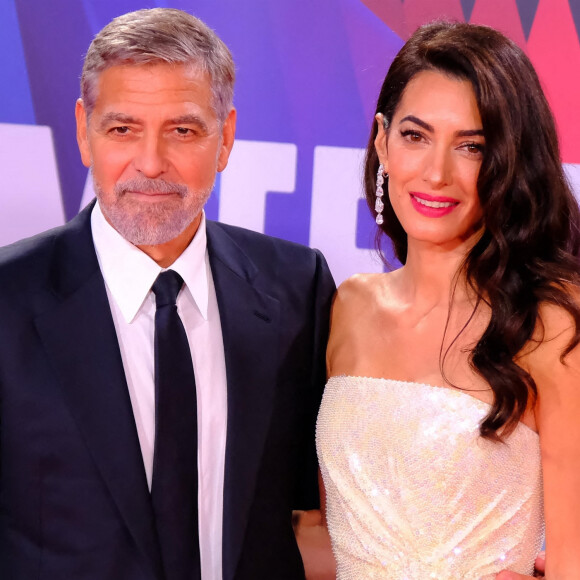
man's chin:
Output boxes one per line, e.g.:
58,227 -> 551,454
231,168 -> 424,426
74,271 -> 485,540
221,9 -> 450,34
104,210 -> 196,246
96,185 -> 210,246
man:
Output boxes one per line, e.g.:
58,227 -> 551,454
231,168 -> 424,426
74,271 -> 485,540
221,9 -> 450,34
0,8 -> 334,580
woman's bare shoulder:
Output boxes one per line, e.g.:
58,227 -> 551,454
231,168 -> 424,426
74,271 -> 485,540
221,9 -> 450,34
327,273 -> 398,374
330,274 -> 380,325
334,272 -> 397,307
523,290 -> 580,399
529,292 -> 580,359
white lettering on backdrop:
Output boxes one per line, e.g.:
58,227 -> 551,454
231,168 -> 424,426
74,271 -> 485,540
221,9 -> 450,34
2,124 -> 580,284
0,123 -> 65,245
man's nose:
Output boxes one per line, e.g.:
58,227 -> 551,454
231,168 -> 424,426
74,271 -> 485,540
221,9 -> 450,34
133,134 -> 168,178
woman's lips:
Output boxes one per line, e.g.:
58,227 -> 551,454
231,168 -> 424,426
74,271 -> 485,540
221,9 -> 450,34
410,192 -> 458,216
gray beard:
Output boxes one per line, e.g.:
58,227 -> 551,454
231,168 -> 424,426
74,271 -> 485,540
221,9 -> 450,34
94,176 -> 213,245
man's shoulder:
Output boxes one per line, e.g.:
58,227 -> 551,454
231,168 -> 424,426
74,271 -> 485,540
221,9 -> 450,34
0,226 -> 59,265
206,220 -> 335,293
207,220 -> 317,255
0,208 -> 92,279
207,220 -> 327,270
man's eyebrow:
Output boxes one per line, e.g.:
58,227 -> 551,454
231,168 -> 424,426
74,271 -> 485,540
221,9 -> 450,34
98,112 -> 140,128
399,115 -> 484,137
96,112 -> 210,134
167,114 -> 209,133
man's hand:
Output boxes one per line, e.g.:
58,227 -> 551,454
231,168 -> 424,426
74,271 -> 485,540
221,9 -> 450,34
495,551 -> 546,579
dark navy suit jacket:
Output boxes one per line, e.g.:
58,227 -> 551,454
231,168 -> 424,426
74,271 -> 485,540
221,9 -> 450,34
0,204 -> 335,580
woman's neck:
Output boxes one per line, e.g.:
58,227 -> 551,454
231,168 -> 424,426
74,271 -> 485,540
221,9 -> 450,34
394,241 -> 475,309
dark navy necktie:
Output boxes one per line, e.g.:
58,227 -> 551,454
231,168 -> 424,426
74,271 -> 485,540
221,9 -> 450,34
151,270 -> 201,580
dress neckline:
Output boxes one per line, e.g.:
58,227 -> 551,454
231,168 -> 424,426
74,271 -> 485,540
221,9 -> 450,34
327,375 -> 539,436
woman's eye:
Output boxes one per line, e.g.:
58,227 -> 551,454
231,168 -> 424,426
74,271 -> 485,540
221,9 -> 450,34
400,129 -> 423,142
464,142 -> 485,155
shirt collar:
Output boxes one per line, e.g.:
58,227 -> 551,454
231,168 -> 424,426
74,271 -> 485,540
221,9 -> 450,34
91,201 -> 209,323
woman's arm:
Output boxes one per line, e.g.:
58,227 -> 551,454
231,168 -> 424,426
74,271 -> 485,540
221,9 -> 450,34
496,552 -> 545,579
526,303 -> 580,578
294,471 -> 336,579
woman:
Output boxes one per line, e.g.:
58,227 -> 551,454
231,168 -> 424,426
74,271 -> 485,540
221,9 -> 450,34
316,21 -> 580,579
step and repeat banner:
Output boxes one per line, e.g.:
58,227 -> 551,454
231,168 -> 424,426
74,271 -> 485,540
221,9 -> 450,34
1,0 -> 579,283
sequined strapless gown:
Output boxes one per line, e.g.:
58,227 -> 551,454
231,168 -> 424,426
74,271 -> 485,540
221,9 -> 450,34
316,376 -> 544,579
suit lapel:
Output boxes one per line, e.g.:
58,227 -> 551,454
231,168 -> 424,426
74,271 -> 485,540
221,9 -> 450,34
33,207 -> 163,580
206,222 -> 280,580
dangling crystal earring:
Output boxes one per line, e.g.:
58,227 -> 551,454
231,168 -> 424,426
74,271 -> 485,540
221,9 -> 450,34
375,164 -> 387,225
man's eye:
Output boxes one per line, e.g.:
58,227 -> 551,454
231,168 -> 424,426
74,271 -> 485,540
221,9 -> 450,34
112,126 -> 130,135
176,127 -> 192,135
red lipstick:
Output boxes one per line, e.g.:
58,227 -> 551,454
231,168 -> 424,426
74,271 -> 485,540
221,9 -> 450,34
409,192 -> 458,217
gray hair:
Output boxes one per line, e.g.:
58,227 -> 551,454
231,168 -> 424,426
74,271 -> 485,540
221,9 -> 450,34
80,8 -> 235,123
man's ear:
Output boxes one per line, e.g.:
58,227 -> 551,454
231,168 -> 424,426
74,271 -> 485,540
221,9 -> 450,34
374,113 -> 389,173
217,108 -> 237,172
75,99 -> 92,168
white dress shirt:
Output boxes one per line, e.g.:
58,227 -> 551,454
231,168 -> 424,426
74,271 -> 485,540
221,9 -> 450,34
91,202 -> 227,580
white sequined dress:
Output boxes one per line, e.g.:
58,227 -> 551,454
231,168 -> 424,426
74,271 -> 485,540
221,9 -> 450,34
316,376 -> 544,579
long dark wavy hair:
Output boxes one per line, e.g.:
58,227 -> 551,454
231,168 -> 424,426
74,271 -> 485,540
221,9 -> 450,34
364,21 -> 580,439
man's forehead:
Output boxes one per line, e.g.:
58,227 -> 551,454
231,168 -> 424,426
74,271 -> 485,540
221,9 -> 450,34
96,62 -> 209,91
90,62 -> 215,120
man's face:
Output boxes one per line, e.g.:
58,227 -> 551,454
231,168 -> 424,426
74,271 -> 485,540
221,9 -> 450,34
76,62 -> 236,246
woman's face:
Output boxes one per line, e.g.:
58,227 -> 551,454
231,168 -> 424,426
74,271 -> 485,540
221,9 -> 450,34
375,69 -> 485,253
